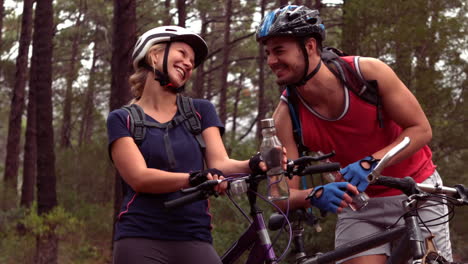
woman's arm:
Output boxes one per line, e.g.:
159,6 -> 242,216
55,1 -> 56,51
111,137 -> 191,193
202,126 -> 251,175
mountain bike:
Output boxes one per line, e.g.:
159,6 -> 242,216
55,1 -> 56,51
164,152 -> 341,264
271,137 -> 468,264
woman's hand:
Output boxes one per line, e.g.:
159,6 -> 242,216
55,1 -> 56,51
188,168 -> 227,194
206,171 -> 228,194
249,147 -> 287,174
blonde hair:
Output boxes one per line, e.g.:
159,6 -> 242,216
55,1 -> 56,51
128,43 -> 167,103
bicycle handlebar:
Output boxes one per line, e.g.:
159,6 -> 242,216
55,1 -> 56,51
372,176 -> 468,205
297,162 -> 341,176
368,136 -> 410,183
164,180 -> 220,209
164,153 -> 341,209
365,137 -> 468,204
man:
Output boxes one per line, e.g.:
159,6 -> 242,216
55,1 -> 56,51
256,5 -> 452,263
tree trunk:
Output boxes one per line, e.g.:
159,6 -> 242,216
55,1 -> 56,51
3,0 -> 33,203
314,0 -> 322,10
278,0 -> 288,6
110,0 -> 136,251
256,0 -> 267,141
31,0 -> 58,262
176,0 -> 186,28
218,0 -> 232,125
0,0 -> 4,50
192,10 -> 207,98
341,0 -> 360,55
229,73 -> 244,155
163,0 -> 172,25
21,79 -> 36,208
79,26 -> 99,146
60,2 -> 84,148
34,232 -> 58,264
21,1 -> 38,207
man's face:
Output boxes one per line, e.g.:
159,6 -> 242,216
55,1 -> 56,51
264,36 -> 305,85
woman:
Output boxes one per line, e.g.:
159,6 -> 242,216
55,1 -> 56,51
107,26 -> 263,264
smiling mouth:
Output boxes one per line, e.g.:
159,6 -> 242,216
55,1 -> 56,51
175,66 -> 185,79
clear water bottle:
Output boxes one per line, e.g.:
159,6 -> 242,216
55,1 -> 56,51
260,118 -> 289,201
317,151 -> 369,211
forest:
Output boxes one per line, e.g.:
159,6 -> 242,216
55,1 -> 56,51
0,0 -> 467,263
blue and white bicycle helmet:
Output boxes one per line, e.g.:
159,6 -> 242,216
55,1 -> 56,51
256,5 -> 326,86
256,5 -> 325,42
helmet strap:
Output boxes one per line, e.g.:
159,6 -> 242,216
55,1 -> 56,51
298,60 -> 321,86
154,68 -> 171,86
153,42 -> 179,91
295,39 -> 321,86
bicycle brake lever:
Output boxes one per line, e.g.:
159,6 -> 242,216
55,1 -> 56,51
181,180 -> 221,194
368,137 -> 411,183
454,184 -> 468,205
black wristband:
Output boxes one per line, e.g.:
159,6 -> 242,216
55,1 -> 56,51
249,152 -> 263,175
189,168 -> 223,187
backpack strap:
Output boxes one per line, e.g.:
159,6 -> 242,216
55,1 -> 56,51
121,104 -> 147,146
121,104 -> 170,144
122,104 -> 181,169
285,86 -> 311,191
176,95 -> 206,150
285,86 -> 310,157
322,49 -> 384,128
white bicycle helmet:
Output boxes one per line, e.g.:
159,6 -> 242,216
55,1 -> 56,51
132,25 -> 208,71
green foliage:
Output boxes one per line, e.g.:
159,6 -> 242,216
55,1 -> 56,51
21,203 -> 81,236
0,204 -> 81,263
0,0 -> 467,262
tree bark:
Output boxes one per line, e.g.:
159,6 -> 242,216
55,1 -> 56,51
176,0 -> 186,28
229,73 -> 244,155
0,0 -> 4,50
218,0 -> 232,125
79,26 -> 99,146
31,0 -> 58,262
278,0 -> 288,6
256,0 -> 267,141
192,11 -> 207,98
21,80 -> 36,208
60,1 -> 84,148
163,0 -> 172,25
110,0 -> 136,252
3,0 -> 34,201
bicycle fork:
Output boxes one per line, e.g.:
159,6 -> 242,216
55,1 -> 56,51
221,209 -> 278,264
388,198 -> 426,264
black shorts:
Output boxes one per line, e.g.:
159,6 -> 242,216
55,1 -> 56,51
113,238 -> 222,264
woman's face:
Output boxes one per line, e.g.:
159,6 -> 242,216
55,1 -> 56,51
154,41 -> 195,88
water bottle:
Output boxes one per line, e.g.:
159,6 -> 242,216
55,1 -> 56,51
259,118 -> 289,201
317,151 -> 369,211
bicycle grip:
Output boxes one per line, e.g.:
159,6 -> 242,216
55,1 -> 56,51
164,190 -> 205,209
373,176 -> 419,196
300,162 -> 341,176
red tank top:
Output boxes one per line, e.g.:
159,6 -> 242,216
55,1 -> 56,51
281,56 -> 435,197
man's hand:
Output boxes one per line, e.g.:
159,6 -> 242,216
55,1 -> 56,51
340,156 -> 380,192
306,182 -> 357,213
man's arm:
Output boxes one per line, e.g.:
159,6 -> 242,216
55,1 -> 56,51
359,57 -> 432,164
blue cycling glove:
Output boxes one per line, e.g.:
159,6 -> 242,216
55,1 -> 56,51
340,156 -> 380,192
306,182 -> 349,213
